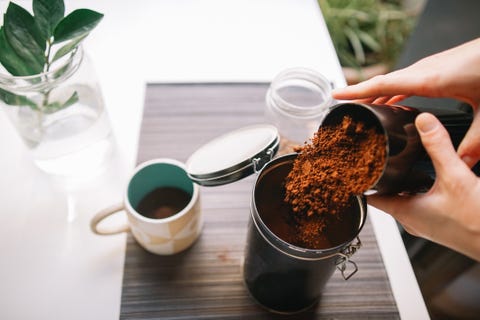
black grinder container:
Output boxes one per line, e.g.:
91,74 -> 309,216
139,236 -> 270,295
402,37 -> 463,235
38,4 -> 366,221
321,102 -> 476,194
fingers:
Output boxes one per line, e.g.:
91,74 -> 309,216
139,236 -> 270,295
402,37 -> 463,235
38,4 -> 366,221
370,114 -> 464,229
372,96 -> 391,105
368,193 -> 408,217
371,95 -> 409,105
348,95 -> 409,105
332,70 -> 415,100
368,113 -> 477,244
367,193 -> 422,235
415,113 -> 467,175
458,112 -> 480,168
332,77 -> 385,100
386,95 -> 409,105
355,98 -> 376,104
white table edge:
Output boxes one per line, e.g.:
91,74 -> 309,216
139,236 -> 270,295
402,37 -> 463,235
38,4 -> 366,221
370,207 -> 430,319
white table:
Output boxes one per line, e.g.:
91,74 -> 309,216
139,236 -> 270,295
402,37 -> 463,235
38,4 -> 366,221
0,1 -> 429,319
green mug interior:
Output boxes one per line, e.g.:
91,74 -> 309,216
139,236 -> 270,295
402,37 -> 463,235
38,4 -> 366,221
128,162 -> 194,210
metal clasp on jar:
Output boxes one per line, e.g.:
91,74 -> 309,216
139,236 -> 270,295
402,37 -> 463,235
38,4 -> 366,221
335,237 -> 362,280
252,147 -> 276,173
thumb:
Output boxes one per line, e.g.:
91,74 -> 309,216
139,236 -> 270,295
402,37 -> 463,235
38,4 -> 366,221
415,113 -> 465,176
458,111 -> 480,167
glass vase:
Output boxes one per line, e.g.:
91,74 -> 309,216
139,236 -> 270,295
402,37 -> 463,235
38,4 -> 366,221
0,46 -> 113,176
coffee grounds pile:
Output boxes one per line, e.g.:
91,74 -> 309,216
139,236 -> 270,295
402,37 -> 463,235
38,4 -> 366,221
284,115 -> 386,245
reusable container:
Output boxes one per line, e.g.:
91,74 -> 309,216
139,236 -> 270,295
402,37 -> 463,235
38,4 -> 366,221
265,67 -> 333,155
323,103 -> 474,194
185,125 -> 365,314
243,154 -> 366,313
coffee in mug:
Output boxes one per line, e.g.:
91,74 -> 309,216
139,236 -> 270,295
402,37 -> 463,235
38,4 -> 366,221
90,158 -> 202,255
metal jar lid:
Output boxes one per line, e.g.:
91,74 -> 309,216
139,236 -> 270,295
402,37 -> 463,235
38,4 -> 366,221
186,124 -> 279,186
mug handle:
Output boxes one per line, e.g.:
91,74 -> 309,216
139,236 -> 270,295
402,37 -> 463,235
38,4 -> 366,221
90,203 -> 130,235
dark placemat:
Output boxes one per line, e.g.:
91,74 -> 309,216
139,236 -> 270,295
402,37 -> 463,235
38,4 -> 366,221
120,83 -> 399,319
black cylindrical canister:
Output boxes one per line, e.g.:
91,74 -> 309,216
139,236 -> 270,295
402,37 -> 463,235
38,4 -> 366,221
243,154 -> 367,314
321,103 -> 475,194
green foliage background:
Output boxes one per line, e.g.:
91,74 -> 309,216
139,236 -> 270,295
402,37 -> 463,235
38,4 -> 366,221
319,0 -> 416,69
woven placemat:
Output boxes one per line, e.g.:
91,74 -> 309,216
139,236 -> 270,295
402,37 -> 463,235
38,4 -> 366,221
120,83 -> 399,319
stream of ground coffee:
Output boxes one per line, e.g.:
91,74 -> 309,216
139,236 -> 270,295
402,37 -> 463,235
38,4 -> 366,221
283,115 -> 386,248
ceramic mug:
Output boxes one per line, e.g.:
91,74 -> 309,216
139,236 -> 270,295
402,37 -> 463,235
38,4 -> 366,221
90,158 -> 202,255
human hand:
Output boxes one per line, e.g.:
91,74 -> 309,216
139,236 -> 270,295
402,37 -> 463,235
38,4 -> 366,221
368,113 -> 480,261
332,38 -> 480,167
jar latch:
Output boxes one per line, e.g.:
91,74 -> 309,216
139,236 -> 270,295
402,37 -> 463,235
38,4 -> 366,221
253,147 -> 276,173
335,237 -> 362,280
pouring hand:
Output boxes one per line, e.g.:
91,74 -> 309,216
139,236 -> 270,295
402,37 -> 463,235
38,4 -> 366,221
368,113 -> 480,261
332,38 -> 480,167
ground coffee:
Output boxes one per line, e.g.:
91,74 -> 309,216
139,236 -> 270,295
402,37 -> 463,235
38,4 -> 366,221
283,115 -> 386,247
256,159 -> 361,249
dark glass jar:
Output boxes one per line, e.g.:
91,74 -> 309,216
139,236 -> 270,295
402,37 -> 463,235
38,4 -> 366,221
183,124 -> 365,314
243,154 -> 366,314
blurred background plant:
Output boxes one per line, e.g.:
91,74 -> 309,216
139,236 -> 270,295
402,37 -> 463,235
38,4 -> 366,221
318,0 -> 422,83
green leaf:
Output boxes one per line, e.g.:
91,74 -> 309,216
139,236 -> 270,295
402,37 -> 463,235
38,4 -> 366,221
53,9 -> 103,44
344,27 -> 365,64
3,3 -> 46,74
338,50 -> 361,69
33,0 -> 65,40
52,34 -> 87,62
44,91 -> 78,113
357,30 -> 381,52
0,87 -> 38,109
62,91 -> 79,108
0,27 -> 39,76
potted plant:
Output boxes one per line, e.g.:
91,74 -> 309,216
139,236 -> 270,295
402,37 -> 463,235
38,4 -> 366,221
318,0 -> 417,84
0,0 -> 112,176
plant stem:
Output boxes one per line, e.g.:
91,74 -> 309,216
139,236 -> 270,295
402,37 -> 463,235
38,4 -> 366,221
40,38 -> 54,111
44,38 -> 53,73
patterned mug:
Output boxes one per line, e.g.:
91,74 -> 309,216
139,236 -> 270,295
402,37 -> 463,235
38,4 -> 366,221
90,158 -> 202,255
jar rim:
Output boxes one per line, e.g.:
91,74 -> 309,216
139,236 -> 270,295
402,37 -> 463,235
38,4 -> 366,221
268,67 -> 333,118
251,154 -> 367,260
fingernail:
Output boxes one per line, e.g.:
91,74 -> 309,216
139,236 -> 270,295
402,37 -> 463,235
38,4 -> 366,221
416,114 -> 438,134
331,88 -> 343,98
461,155 -> 476,167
